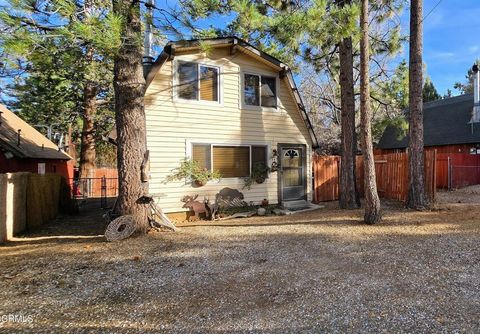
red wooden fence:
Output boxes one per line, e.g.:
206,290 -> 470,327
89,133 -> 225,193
436,153 -> 480,189
312,155 -> 340,202
313,151 -> 436,203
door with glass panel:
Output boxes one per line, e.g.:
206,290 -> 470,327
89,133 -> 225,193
280,145 -> 306,201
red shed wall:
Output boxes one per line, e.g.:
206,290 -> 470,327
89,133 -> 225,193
375,144 -> 479,155
0,154 -> 73,180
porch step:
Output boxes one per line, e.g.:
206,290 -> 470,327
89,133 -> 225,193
283,200 -> 310,210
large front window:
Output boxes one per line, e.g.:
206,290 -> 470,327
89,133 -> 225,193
177,61 -> 219,102
244,73 -> 277,108
192,144 -> 268,178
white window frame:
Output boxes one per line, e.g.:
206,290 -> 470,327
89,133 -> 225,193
173,60 -> 222,105
188,141 -> 269,181
240,71 -> 279,112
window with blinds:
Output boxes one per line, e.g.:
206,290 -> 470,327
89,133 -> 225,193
191,144 -> 268,178
213,146 -> 250,177
176,62 -> 219,102
200,66 -> 218,102
192,144 -> 211,169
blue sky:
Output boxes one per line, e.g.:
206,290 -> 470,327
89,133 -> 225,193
404,0 -> 480,95
159,0 -> 480,97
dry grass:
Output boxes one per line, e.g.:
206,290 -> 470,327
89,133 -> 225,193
0,192 -> 479,333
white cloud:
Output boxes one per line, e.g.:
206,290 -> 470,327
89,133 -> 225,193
428,51 -> 456,60
469,46 -> 480,54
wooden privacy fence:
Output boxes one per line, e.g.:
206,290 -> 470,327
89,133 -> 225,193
436,153 -> 480,189
0,173 -> 73,243
312,155 -> 340,202
313,151 -> 437,203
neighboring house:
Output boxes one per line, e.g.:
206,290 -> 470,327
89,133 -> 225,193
378,64 -> 480,154
377,94 -> 480,154
143,37 -> 319,214
0,104 -> 73,180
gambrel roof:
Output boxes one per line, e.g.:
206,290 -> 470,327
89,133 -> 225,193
144,36 -> 319,148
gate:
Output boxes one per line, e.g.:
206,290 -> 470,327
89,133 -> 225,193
70,177 -> 118,208
437,153 -> 480,190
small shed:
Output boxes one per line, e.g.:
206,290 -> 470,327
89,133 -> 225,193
0,104 -> 73,180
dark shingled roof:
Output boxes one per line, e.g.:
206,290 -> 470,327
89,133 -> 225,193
377,94 -> 480,149
0,104 -> 71,160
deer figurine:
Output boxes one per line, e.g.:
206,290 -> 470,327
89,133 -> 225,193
181,195 -> 206,220
204,197 -> 219,221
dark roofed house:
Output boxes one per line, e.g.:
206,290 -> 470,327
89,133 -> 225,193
0,104 -> 73,180
377,94 -> 480,154
379,64 -> 480,155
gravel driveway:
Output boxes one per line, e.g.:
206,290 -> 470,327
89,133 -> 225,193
1,191 -> 479,333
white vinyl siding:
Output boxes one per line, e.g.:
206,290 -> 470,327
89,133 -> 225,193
145,47 -> 312,213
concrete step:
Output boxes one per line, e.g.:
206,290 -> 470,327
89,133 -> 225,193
283,200 -> 310,210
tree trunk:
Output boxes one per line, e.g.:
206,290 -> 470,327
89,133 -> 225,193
79,80 -> 97,179
338,1 -> 360,209
407,0 -> 427,209
79,5 -> 97,180
360,0 -> 381,224
113,0 -> 149,232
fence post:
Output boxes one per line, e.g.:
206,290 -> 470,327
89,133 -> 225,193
101,176 -> 107,209
433,150 -> 437,201
447,157 -> 452,191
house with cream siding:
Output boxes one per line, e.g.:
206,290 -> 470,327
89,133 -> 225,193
143,37 -> 318,214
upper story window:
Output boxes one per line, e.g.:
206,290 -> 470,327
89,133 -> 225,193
243,73 -> 277,108
176,61 -> 219,103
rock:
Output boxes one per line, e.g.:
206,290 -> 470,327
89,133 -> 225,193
257,207 -> 266,216
273,208 -> 286,216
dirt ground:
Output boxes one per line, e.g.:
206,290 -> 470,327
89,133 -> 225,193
1,191 -> 479,333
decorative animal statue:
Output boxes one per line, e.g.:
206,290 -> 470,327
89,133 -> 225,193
204,198 -> 219,221
181,195 -> 206,220
215,187 -> 246,208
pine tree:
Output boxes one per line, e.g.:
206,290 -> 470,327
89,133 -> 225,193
0,0 -> 118,174
406,0 -> 427,209
112,0 -> 149,231
181,0 -> 405,208
423,77 -> 441,102
453,60 -> 480,95
336,0 -> 360,209
360,0 -> 381,224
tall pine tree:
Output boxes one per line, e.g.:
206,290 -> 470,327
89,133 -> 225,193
360,0 -> 381,224
407,0 -> 427,209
